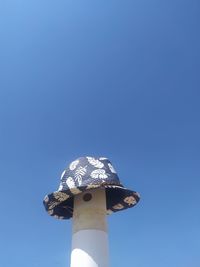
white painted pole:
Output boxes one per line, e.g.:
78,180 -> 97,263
70,188 -> 109,267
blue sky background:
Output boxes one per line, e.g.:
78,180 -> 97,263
0,0 -> 199,266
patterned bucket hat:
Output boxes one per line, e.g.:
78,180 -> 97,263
43,156 -> 140,219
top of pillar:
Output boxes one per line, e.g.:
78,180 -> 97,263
43,156 -> 140,219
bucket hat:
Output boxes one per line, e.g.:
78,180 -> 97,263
43,156 -> 140,219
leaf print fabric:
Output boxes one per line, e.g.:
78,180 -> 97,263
58,184 -> 64,191
108,163 -> 116,173
75,166 -> 87,185
48,201 -> 60,209
87,157 -> 104,168
43,156 -> 140,220
124,196 -> 137,205
86,184 -> 99,190
66,177 -> 76,188
113,204 -> 124,210
53,192 -> 69,202
91,169 -> 108,179
69,160 -> 79,170
70,187 -> 81,194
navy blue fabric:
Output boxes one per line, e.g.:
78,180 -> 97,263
60,157 -> 121,189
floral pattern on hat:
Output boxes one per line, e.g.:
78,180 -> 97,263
113,204 -> 124,210
70,187 -> 82,194
66,177 -> 75,188
86,184 -> 100,190
91,169 -> 108,179
58,184 -> 64,191
99,157 -> 108,160
75,166 -> 87,185
108,163 -> 117,173
87,157 -> 104,168
124,196 -> 137,206
69,160 -> 79,170
48,201 -> 60,210
43,156 -> 140,220
53,192 -> 69,202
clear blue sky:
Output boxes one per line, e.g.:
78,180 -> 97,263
0,0 -> 199,266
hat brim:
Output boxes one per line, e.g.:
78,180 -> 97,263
43,184 -> 140,220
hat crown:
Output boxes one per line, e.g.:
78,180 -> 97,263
58,156 -> 121,191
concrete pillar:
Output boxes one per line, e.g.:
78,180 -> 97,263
70,188 -> 109,267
